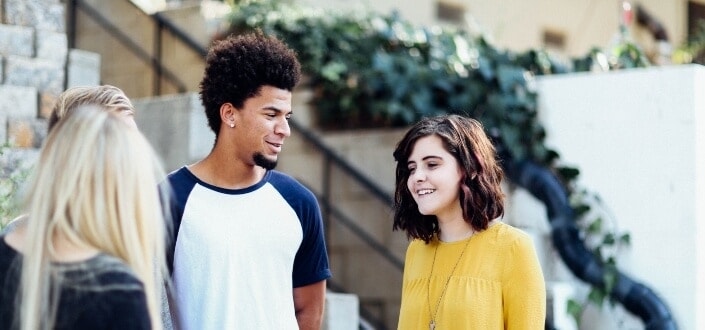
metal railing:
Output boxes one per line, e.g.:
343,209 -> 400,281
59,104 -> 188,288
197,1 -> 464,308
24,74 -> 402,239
67,0 -> 202,95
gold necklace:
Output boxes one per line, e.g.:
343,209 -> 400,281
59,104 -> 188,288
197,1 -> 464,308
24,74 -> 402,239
426,232 -> 473,330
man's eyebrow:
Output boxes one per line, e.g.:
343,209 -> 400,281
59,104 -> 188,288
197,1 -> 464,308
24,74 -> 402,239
263,106 -> 292,115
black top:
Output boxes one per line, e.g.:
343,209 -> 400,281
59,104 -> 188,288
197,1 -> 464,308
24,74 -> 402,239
0,235 -> 151,329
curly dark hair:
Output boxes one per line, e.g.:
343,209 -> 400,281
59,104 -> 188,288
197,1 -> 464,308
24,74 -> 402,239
392,114 -> 505,243
199,31 -> 301,136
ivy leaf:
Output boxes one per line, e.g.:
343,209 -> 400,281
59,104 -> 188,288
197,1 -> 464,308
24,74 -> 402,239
587,288 -> 606,308
566,299 -> 583,324
587,217 -> 603,234
556,166 -> 580,181
620,233 -> 631,245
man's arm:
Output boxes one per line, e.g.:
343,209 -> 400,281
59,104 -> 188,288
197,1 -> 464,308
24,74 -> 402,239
293,280 -> 327,330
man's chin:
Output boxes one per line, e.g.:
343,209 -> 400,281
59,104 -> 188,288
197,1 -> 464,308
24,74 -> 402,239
254,153 -> 277,170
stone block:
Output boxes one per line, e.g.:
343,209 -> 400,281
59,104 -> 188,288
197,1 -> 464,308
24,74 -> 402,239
0,114 -> 6,145
7,117 -> 46,148
5,55 -> 64,94
0,147 -> 39,180
35,29 -> 67,62
3,0 -> 64,32
66,49 -> 101,88
0,85 -> 37,118
39,91 -> 58,119
0,24 -> 33,57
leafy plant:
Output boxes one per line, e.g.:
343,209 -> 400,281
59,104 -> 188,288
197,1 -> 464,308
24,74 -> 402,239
673,18 -> 705,64
0,144 -> 28,230
566,188 -> 632,325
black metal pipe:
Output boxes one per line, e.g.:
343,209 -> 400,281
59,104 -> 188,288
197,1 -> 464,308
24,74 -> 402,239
505,159 -> 677,329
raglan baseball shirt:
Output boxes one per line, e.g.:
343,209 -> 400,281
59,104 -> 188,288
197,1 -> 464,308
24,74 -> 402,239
166,167 -> 331,330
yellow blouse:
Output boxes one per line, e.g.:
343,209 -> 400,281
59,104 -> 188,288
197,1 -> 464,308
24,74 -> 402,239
397,222 -> 546,330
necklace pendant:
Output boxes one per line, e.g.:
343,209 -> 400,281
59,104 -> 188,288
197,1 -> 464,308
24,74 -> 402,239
430,320 -> 436,330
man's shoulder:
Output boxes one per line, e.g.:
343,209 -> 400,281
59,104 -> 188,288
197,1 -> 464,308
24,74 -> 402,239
166,166 -> 191,182
266,170 -> 317,202
163,166 -> 199,190
267,170 -> 306,189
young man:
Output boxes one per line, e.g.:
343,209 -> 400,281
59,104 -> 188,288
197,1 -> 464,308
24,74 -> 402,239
166,32 -> 331,329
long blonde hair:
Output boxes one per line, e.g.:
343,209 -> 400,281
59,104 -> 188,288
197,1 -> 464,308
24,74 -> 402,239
19,106 -> 166,330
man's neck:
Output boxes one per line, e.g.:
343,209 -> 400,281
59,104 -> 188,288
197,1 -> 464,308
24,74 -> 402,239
189,152 -> 266,190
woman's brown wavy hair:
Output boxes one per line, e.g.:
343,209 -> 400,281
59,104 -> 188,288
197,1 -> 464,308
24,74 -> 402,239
392,114 -> 505,243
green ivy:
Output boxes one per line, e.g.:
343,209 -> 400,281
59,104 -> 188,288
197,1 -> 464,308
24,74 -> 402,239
674,18 -> 705,64
223,0 -> 646,166
0,144 -> 28,231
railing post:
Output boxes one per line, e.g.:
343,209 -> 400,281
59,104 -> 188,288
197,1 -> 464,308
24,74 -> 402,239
322,155 -> 332,253
153,17 -> 163,96
67,0 -> 77,49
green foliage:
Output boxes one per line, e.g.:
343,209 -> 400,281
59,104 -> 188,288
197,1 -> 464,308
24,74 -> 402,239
0,144 -> 28,230
224,0 -> 572,166
566,188 -> 632,325
673,19 -> 705,64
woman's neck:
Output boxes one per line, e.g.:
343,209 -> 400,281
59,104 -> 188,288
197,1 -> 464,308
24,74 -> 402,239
437,218 -> 474,242
52,234 -> 101,263
5,222 -> 100,263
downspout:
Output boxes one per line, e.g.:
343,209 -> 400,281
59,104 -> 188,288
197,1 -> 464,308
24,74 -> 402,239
502,159 -> 677,330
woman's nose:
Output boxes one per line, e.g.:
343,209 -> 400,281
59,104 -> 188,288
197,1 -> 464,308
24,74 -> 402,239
411,170 -> 425,182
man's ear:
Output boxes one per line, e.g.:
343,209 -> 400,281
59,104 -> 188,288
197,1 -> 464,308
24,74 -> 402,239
220,103 -> 236,128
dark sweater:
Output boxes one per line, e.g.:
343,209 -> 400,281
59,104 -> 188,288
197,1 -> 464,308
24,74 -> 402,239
0,236 -> 151,329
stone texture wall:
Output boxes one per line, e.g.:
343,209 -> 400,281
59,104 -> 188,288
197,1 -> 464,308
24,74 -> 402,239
0,0 -> 101,225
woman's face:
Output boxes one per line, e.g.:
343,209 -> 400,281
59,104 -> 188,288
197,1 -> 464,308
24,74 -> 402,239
405,135 -> 464,222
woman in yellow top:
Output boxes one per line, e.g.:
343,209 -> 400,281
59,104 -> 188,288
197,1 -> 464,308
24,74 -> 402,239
393,114 -> 546,329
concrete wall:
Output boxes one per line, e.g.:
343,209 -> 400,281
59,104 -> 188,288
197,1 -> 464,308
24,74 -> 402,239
301,0 -> 704,60
536,64 -> 705,330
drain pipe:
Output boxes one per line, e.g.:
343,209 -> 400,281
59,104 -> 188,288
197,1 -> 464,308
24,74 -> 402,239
503,159 -> 677,330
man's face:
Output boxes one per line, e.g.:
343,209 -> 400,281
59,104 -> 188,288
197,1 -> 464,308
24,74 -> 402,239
231,85 -> 292,170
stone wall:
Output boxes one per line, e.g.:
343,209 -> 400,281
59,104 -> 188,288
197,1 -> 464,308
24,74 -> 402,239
0,0 -> 101,225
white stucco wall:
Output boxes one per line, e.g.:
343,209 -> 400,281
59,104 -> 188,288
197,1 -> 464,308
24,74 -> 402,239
536,64 -> 705,330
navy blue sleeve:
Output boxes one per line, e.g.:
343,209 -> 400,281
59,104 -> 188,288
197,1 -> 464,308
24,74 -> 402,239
269,171 -> 332,287
162,167 -> 198,274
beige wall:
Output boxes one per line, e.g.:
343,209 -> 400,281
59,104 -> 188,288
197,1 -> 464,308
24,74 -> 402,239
301,0 -> 704,58
74,0 -> 204,99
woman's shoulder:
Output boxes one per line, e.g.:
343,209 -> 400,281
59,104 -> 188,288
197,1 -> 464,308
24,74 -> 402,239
60,254 -> 143,292
483,221 -> 534,247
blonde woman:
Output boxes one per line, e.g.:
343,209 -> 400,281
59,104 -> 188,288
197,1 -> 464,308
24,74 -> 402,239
0,106 -> 168,329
